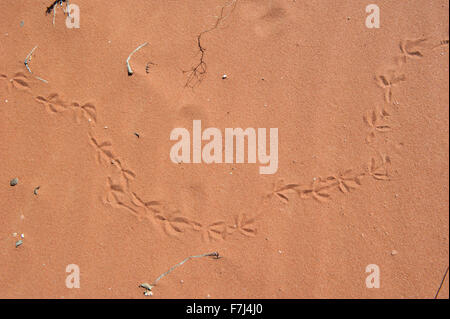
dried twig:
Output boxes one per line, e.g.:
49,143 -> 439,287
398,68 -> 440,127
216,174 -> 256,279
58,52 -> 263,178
434,266 -> 449,299
183,0 -> 237,88
24,46 -> 48,83
45,1 -> 69,25
24,46 -> 37,73
126,42 -> 148,76
139,252 -> 219,296
45,0 -> 68,15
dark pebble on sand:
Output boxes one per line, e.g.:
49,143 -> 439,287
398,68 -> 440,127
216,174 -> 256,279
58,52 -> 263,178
10,178 -> 18,186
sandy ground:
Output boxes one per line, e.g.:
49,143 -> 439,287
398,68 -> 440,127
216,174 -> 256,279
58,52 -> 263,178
0,0 -> 448,299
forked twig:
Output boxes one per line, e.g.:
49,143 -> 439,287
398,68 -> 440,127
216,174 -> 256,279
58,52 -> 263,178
126,42 -> 148,76
24,46 -> 38,73
24,46 -> 48,83
139,252 -> 219,296
45,0 -> 68,25
183,0 -> 237,88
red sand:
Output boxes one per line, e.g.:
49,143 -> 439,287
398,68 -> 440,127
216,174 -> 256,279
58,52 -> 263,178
0,0 -> 448,298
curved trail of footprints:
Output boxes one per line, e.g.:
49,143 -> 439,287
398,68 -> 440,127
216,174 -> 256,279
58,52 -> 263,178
270,38 -> 429,204
1,37 -> 439,242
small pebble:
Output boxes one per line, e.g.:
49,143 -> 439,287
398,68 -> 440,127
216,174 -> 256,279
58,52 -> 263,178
391,250 -> 398,256
15,240 -> 23,248
222,74 -> 227,80
34,186 -> 40,195
21,234 -> 24,239
12,232 -> 17,237
134,132 -> 140,138
10,178 -> 18,186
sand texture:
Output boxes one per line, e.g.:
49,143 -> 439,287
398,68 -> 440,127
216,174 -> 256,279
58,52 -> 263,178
0,0 -> 448,298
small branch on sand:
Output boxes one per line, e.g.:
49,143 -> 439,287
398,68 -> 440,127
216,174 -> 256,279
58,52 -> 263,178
183,0 -> 237,88
24,46 -> 48,83
434,266 -> 449,299
24,46 -> 38,73
126,42 -> 148,76
139,252 -> 220,296
35,76 -> 48,84
46,0 -> 68,15
45,0 -> 69,25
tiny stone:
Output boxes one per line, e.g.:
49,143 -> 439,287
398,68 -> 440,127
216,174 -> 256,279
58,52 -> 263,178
391,250 -> 398,256
10,178 -> 18,186
12,232 -> 17,237
134,132 -> 140,138
34,186 -> 40,195
21,234 -> 24,238
180,280 -> 184,284
15,240 -> 23,247
222,74 -> 227,79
